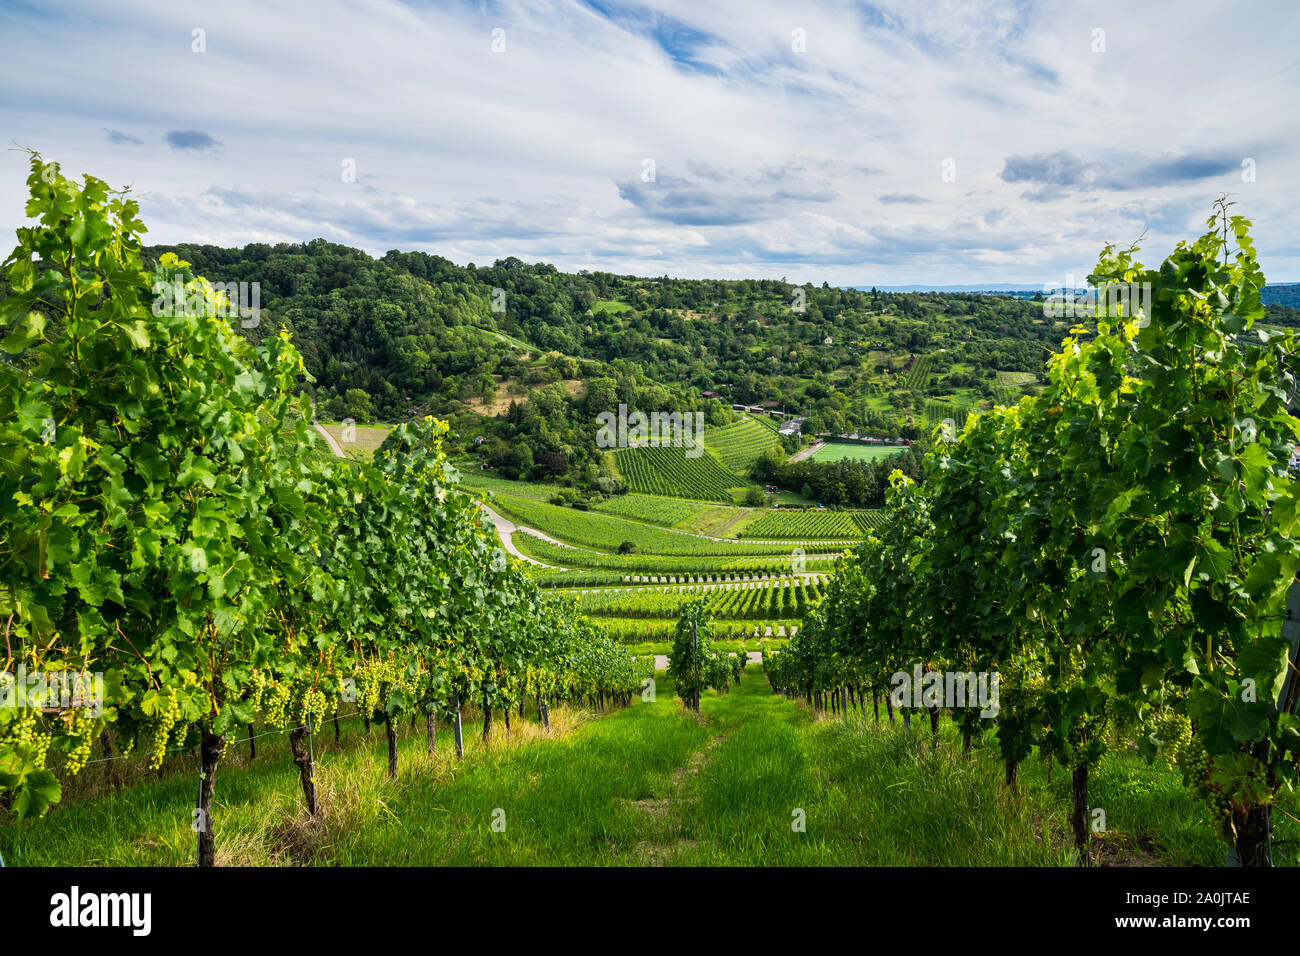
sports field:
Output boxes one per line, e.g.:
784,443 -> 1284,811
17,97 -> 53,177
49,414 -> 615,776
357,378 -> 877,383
809,441 -> 906,463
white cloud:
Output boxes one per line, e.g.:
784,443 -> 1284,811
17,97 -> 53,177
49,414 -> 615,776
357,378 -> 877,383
0,0 -> 1296,283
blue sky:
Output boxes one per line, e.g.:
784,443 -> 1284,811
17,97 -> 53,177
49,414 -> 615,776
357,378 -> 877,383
2,0 -> 1297,284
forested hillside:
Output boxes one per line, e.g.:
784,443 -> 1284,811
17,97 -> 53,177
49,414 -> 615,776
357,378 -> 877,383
91,240 -> 1067,500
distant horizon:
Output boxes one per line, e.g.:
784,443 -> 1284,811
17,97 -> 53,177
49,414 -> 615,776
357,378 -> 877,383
136,235 -> 1300,294
850,281 -> 1300,292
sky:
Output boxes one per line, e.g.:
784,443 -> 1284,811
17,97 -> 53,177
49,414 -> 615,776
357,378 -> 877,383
1,0 -> 1298,286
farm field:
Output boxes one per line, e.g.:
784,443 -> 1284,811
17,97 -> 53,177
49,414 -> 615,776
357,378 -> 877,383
601,618 -> 800,643
590,493 -> 710,528
921,400 -> 970,430
457,470 -> 568,501
590,299 -> 633,314
319,422 -> 390,461
487,493 -> 811,555
674,504 -> 759,538
742,509 -> 879,539
996,370 -> 1039,387
512,533 -> 839,575
613,444 -> 748,501
705,414 -> 783,474
568,577 -> 828,622
621,638 -> 787,657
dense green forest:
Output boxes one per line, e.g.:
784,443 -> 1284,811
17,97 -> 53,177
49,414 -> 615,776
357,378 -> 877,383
8,237 -> 1293,503
108,242 -> 1055,492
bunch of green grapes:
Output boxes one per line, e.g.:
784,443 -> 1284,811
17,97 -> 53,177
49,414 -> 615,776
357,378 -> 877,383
299,685 -> 329,728
1100,694 -> 1138,745
114,723 -> 138,757
1179,740 -> 1234,842
62,710 -> 95,776
354,656 -> 410,718
354,661 -> 384,717
260,681 -> 292,729
2,708 -> 51,769
245,669 -> 268,714
145,693 -> 182,769
1148,707 -> 1192,770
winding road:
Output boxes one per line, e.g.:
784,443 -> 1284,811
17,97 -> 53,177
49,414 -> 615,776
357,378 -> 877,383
477,502 -> 578,569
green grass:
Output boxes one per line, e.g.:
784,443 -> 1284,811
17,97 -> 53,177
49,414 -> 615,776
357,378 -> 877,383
8,669 -> 1281,866
674,504 -> 759,538
319,422 -> 390,462
773,489 -> 816,506
996,370 -> 1038,387
470,326 -> 537,353
809,442 -> 906,463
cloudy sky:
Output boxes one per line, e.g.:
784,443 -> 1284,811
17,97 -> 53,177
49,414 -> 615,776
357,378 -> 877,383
2,0 -> 1297,285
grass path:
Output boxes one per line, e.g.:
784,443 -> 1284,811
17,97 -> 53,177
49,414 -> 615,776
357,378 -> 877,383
2,669 -> 1285,866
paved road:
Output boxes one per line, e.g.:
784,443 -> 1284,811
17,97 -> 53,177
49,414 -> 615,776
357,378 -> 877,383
478,502 -> 572,569
312,418 -> 347,457
786,440 -> 825,463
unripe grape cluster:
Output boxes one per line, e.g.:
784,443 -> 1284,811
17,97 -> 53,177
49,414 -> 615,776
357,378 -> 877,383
1179,740 -> 1234,842
300,686 -> 328,727
1149,708 -> 1192,770
62,710 -> 95,776
260,681 -> 292,728
3,709 -> 51,768
354,656 -> 412,718
246,669 -> 268,714
145,693 -> 182,769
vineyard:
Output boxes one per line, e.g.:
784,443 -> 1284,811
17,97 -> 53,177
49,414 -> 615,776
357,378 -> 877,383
487,493 -> 816,555
5,159 -> 1297,881
742,508 -> 879,539
765,204 -> 1300,867
705,415 -> 783,474
512,533 -> 839,575
599,617 -> 798,645
922,400 -> 969,431
901,353 -> 933,389
590,493 -> 710,528
570,578 -> 827,621
0,157 -> 651,865
458,470 -> 567,501
612,444 -> 746,500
